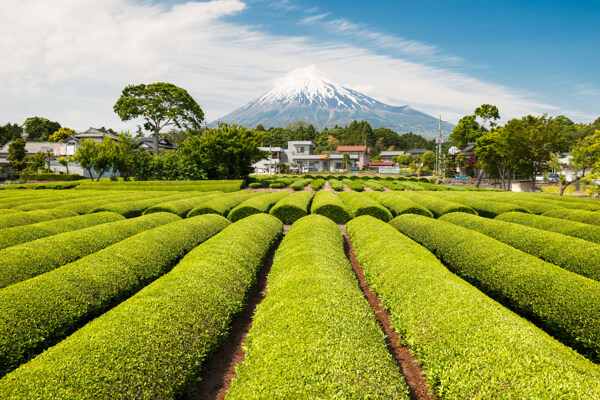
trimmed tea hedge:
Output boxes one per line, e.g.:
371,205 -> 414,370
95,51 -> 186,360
338,191 -> 393,222
363,180 -> 384,191
0,212 -> 124,250
441,212 -> 600,282
432,193 -> 531,218
0,214 -> 281,398
0,208 -> 77,229
0,212 -> 180,289
77,180 -> 244,192
468,195 -> 564,215
342,178 -> 364,191
496,211 -> 600,244
289,178 -> 312,191
309,178 -> 325,191
364,191 -> 433,218
228,190 -> 289,222
143,192 -> 223,217
227,215 -> 409,399
395,192 -> 477,217
269,182 -> 285,189
0,214 -> 230,378
347,216 -> 600,399
269,191 -> 313,224
89,192 -> 199,218
543,208 -> 600,226
310,191 -> 352,224
328,179 -> 344,191
187,191 -> 261,217
390,214 -> 600,361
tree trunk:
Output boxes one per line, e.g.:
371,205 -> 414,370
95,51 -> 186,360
475,168 -> 484,188
87,168 -> 94,181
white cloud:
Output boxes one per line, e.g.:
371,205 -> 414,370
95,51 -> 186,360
0,0 -> 574,133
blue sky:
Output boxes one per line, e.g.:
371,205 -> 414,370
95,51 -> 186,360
1,0 -> 599,133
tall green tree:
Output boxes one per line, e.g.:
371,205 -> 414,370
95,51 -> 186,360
0,123 -> 22,147
73,138 -> 114,181
474,104 -> 500,129
558,130 -> 600,195
22,117 -> 61,141
113,82 -> 204,156
48,127 -> 77,142
449,115 -> 482,148
7,138 -> 27,172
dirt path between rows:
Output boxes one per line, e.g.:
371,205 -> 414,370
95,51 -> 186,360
185,237 -> 281,400
343,234 -> 437,400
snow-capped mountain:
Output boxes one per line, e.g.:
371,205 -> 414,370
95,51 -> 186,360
217,66 -> 454,139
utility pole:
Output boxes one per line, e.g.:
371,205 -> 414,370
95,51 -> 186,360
436,115 -> 444,181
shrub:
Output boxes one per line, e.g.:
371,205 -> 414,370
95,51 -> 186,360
228,191 -> 289,221
290,178 -> 312,191
338,191 -> 392,221
309,178 -> 325,191
328,179 -> 344,191
0,212 -> 124,250
269,182 -> 285,189
432,193 -> 532,218
90,192 -> 201,218
395,192 -> 477,217
468,195 -> 564,214
364,192 -> 433,218
0,208 -> 77,229
543,208 -> 600,226
269,191 -> 313,224
347,216 -> 600,398
25,173 -> 86,181
187,191 -> 262,217
248,182 -> 263,189
342,178 -> 364,191
407,177 -> 418,182
0,215 -> 281,398
227,215 -> 409,398
0,214 -> 230,378
441,212 -> 600,282
496,211 -> 600,244
390,214 -> 600,361
363,180 -> 384,191
0,212 -> 179,289
310,191 -> 352,224
428,177 -> 436,183
418,177 -> 429,183
143,192 -> 224,217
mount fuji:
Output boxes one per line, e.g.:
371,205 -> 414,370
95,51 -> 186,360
217,66 -> 454,139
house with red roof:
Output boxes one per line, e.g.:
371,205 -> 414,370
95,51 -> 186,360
335,145 -> 370,170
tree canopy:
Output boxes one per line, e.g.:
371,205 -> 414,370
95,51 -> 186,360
113,82 -> 204,156
48,127 -> 77,142
22,117 -> 61,142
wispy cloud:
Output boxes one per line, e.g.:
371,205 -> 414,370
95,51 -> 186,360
0,0 -> 573,133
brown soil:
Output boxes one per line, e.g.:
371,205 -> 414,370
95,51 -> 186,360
185,240 -> 280,400
343,234 -> 437,400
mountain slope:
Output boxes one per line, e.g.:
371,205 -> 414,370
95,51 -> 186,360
217,66 -> 454,139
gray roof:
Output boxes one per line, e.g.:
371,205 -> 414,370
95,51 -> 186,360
379,150 -> 405,156
0,141 -> 58,155
71,127 -> 119,141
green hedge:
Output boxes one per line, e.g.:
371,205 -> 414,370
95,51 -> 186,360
309,178 -> 325,191
328,179 -> 344,191
0,208 -> 77,229
0,214 -> 230,378
496,211 -> 600,244
269,191 -> 313,224
0,212 -> 124,250
363,179 -> 384,191
347,216 -> 600,398
228,190 -> 289,222
543,208 -> 600,226
0,212 -> 179,289
25,173 -> 85,181
77,180 -> 244,192
269,182 -> 285,189
395,192 -> 477,217
142,192 -> 223,217
390,214 -> 600,361
0,214 -> 281,398
13,192 -> 154,212
227,215 -> 409,399
342,178 -> 364,191
248,182 -> 263,189
469,195 -> 564,214
89,192 -> 199,218
58,193 -> 170,214
441,212 -> 600,282
310,191 -> 352,224
432,193 -> 532,218
289,178 -> 312,191
364,191 -> 433,218
187,191 -> 261,217
337,191 -> 392,222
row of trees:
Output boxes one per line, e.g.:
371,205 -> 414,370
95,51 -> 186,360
449,104 -> 600,194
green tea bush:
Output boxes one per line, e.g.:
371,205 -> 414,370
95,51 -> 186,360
269,191 -> 313,224
309,178 -> 325,191
0,208 -> 77,229
290,178 -> 312,191
187,191 -> 261,217
0,214 -> 230,378
441,212 -> 600,281
26,173 -> 85,181
328,179 -> 344,191
269,182 -> 285,188
543,208 -> 600,226
310,191 -> 352,224
390,214 -> 600,361
364,192 -> 433,218
342,178 -> 364,191
0,212 -> 179,289
396,192 -> 477,217
227,215 -> 409,399
363,180 -> 384,191
496,211 -> 600,244
432,193 -> 531,218
418,177 -> 429,183
90,192 -> 199,218
143,192 -> 223,217
228,191 -> 289,221
0,215 -> 280,398
338,191 -> 392,221
248,182 -> 263,189
347,216 -> 600,399
0,212 -> 123,250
